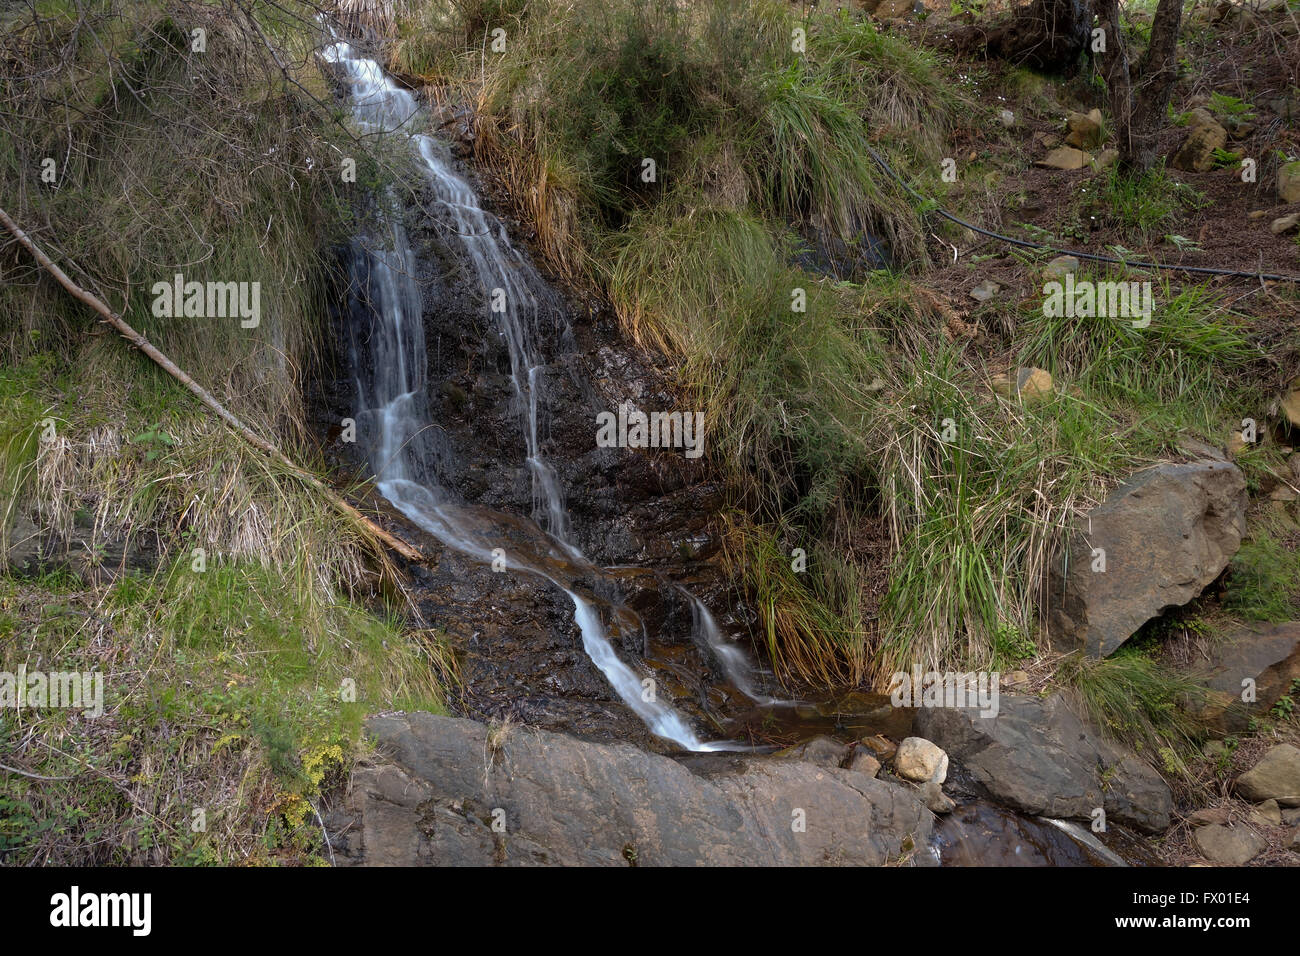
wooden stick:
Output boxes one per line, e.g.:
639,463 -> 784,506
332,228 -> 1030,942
0,205 -> 424,564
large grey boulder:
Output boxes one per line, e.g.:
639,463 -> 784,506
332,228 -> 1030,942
1236,744 -> 1300,807
332,713 -> 936,866
1048,460 -> 1247,656
914,693 -> 1173,832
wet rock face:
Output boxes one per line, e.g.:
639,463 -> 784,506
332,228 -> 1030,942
330,713 -> 937,866
1047,460 -> 1248,657
914,693 -> 1173,832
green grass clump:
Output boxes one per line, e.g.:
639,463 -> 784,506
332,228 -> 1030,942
1224,532 -> 1300,622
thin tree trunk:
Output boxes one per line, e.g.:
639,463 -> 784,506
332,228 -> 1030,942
1096,0 -> 1184,171
0,205 -> 424,564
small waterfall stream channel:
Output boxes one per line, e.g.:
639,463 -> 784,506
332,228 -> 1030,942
316,29 -> 1145,866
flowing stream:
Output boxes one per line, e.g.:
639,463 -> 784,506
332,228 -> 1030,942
323,35 -> 775,751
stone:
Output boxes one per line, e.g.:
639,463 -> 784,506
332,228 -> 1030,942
335,713 -> 937,866
1188,807 -> 1232,827
1283,378 -> 1300,429
991,366 -> 1053,403
1171,119 -> 1228,172
1090,148 -> 1120,171
777,735 -> 850,768
894,737 -> 949,783
1193,823 -> 1266,864
1064,109 -> 1104,150
1185,107 -> 1218,130
1203,739 -> 1228,759
1284,806 -> 1300,826
1036,146 -> 1090,170
1279,161 -> 1300,203
921,780 -> 956,814
1047,460 -> 1248,657
1236,744 -> 1300,807
1189,621 -> 1300,732
1178,437 -> 1227,462
1271,213 -> 1300,235
1003,669 -> 1031,686
861,735 -> 897,760
871,0 -> 917,20
1247,210 -> 1270,220
848,750 -> 882,777
914,693 -> 1173,831
1043,254 -> 1080,278
1249,798 -> 1282,826
1292,826 -> 1300,850
969,278 -> 1000,303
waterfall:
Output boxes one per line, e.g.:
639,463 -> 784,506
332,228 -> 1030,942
325,34 -> 767,751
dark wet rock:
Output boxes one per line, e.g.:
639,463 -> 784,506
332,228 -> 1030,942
1193,823 -> 1266,864
1047,460 -> 1247,657
1235,744 -> 1300,807
1190,621 -> 1300,732
914,692 -> 1173,832
2,511 -> 157,583
333,713 -> 937,866
777,735 -> 850,769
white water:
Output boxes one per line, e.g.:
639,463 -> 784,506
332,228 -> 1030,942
325,35 -> 759,751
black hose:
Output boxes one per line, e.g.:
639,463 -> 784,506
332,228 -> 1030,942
863,145 -> 1300,284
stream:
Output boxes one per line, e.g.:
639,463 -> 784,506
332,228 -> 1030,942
319,29 -> 1145,866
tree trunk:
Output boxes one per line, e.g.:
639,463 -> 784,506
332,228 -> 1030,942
1096,0 -> 1184,171
959,0 -> 1093,74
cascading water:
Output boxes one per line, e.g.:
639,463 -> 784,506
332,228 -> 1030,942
324,34 -> 769,752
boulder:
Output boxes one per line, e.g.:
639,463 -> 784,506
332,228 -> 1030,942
1248,798 -> 1282,826
1236,744 -> 1300,807
1279,161 -> 1300,203
1047,460 -> 1248,657
914,692 -> 1173,831
1171,119 -> 1228,172
1190,621 -> 1300,732
894,737 -> 949,783
333,713 -> 937,866
1036,147 -> 1090,170
1193,823 -> 1266,864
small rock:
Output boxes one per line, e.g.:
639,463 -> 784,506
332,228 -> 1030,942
921,780 -> 956,814
1284,806 -> 1300,826
1279,161 -> 1300,203
1171,119 -> 1228,172
1193,823 -> 1267,864
969,279 -> 1000,303
847,751 -> 881,777
894,737 -> 949,784
1064,109 -> 1104,150
1292,826 -> 1300,850
991,367 -> 1054,403
1036,146 -> 1090,170
1090,148 -> 1119,171
1282,378 -> 1300,430
777,735 -> 850,769
871,0 -> 917,20
1271,213 -> 1300,235
1185,107 -> 1218,130
1202,739 -> 1228,759
998,109 -> 1015,128
1044,254 -> 1080,279
1003,669 -> 1031,686
1236,744 -> 1300,807
1188,806 -> 1232,827
1247,210 -> 1270,220
1178,437 -> 1227,462
1249,798 -> 1283,826
861,735 -> 897,760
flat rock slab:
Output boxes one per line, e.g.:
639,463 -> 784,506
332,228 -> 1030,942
914,693 -> 1172,832
1048,460 -> 1247,657
332,713 -> 937,866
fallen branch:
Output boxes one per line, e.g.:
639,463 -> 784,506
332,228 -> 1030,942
0,204 -> 424,564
